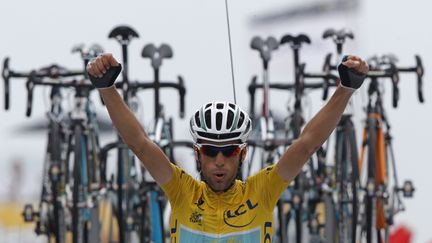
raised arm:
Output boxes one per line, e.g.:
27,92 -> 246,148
87,53 -> 173,185
276,55 -> 369,182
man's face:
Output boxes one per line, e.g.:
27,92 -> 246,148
195,141 -> 246,193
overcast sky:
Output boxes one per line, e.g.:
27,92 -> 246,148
0,0 -> 431,242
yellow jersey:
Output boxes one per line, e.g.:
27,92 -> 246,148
161,163 -> 290,243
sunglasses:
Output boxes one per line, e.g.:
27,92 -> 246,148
195,143 -> 246,158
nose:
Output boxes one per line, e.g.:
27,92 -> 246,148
214,152 -> 226,167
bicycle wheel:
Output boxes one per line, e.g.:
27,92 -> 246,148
86,129 -> 102,242
364,117 -> 377,243
71,125 -> 88,243
284,177 -> 304,243
48,122 -> 67,243
334,118 -> 359,243
138,191 -> 151,243
322,193 -> 336,243
276,199 -> 288,243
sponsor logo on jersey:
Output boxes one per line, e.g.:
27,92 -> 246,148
223,199 -> 258,228
189,211 -> 203,225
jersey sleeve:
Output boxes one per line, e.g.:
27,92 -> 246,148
160,163 -> 200,210
247,165 -> 291,211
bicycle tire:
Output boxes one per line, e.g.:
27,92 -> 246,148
365,117 -> 377,243
116,144 -> 127,243
322,193 -> 337,243
139,192 -> 151,243
334,119 -> 359,243
72,125 -> 86,243
277,199 -> 288,243
346,121 -> 359,243
290,111 -> 304,243
294,199 -> 303,243
49,122 -> 67,243
86,129 -> 102,243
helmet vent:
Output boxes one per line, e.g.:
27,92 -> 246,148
245,120 -> 251,132
226,110 -> 234,129
205,103 -> 212,109
205,110 -> 212,128
197,131 -> 241,140
229,103 -> 235,109
216,103 -> 224,109
238,112 -> 245,128
194,112 -> 201,127
216,112 -> 222,130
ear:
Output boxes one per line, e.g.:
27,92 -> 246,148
194,145 -> 202,172
240,146 -> 247,162
193,145 -> 200,161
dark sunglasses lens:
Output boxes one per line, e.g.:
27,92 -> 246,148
200,145 -> 240,157
201,146 -> 219,157
221,146 -> 239,157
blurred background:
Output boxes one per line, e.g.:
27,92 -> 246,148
0,0 -> 430,242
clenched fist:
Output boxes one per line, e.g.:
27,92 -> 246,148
86,53 -> 122,89
338,55 -> 369,91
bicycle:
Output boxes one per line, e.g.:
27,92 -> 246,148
248,33 -> 339,243
99,25 -> 190,243
20,69 -> 103,243
1,55 -> 104,243
17,44 -> 105,243
247,35 -> 292,243
20,65 -> 81,243
278,32 -> 341,243
100,25 -> 141,243
358,54 -> 423,243
321,28 -> 360,243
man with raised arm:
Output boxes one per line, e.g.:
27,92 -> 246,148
87,54 -> 368,242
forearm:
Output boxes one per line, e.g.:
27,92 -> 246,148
98,87 -> 148,147
301,86 -> 354,151
276,86 -> 354,181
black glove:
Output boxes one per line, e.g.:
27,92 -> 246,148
338,55 -> 366,90
88,64 -> 122,89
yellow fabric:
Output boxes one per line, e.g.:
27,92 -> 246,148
0,203 -> 32,228
161,164 -> 290,243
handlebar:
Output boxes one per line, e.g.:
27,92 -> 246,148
115,76 -> 186,119
366,64 -> 400,108
248,76 -> 337,118
2,58 -> 10,110
367,54 -> 425,106
247,138 -> 293,151
25,72 -> 93,117
2,57 -> 85,110
397,55 -> 424,103
160,140 -> 194,151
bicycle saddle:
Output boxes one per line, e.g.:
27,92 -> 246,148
141,43 -> 173,70
322,28 -> 354,41
108,25 -> 139,43
250,36 -> 278,62
280,34 -> 311,48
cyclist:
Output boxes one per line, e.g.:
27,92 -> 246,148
87,53 -> 368,242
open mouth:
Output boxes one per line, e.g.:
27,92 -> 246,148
213,173 -> 226,181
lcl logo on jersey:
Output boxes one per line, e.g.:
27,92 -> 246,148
223,199 -> 258,228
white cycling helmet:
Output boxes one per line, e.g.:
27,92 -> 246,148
189,101 -> 252,143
